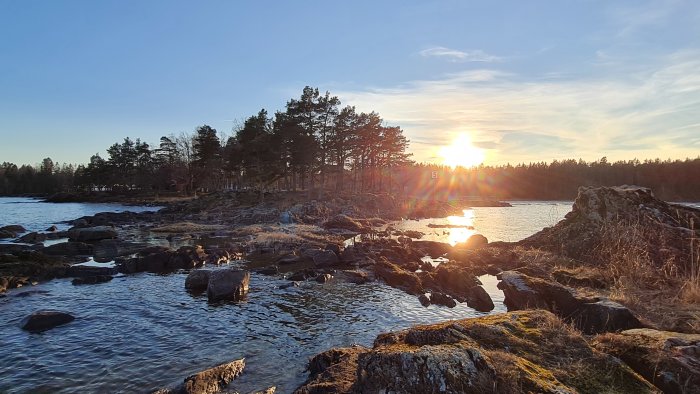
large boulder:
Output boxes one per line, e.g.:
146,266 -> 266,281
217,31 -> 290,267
206,269 -> 250,303
152,358 -> 246,394
68,226 -> 118,242
571,299 -> 643,334
0,225 -> 26,236
521,186 -> 700,272
20,310 -> 75,332
374,258 -> 424,295
593,328 -> 700,394
295,311 -> 658,393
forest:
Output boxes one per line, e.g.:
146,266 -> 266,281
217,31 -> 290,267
1,86 -> 699,201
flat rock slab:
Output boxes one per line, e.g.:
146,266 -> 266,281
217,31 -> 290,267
21,310 -> 75,332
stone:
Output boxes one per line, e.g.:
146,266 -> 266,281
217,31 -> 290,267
322,214 -> 364,232
302,248 -> 339,267
466,285 -> 495,312
497,270 -> 580,316
411,240 -> 452,257
44,241 -> 93,256
294,346 -> 367,394
20,310 -> 75,332
65,265 -> 117,277
0,225 -> 26,234
67,226 -> 118,242
571,299 -> 643,334
206,269 -> 250,302
181,358 -> 245,394
185,270 -> 211,292
418,293 -> 431,307
374,258 -> 424,295
428,292 -> 457,308
46,225 -> 58,232
17,232 -> 47,244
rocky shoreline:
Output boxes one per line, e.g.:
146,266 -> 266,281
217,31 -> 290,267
1,187 -> 699,393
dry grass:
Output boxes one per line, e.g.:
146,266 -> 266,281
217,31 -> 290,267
250,224 -> 342,247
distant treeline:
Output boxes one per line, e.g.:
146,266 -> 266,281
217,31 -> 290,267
1,86 -> 699,201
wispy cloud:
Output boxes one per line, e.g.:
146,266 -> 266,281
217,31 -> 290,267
419,47 -> 501,63
338,50 -> 700,165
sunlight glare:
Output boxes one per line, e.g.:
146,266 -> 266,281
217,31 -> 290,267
439,134 -> 486,169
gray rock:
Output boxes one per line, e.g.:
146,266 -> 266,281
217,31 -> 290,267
17,231 -> 47,244
67,226 -> 117,242
44,241 -> 93,256
302,248 -> 339,267
206,269 -> 250,302
21,310 -> 75,332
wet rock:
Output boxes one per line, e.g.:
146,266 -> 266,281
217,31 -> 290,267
418,293 -> 431,307
287,270 -> 311,281
67,226 -> 118,242
322,214 -> 364,232
428,263 -> 482,302
297,310 -> 656,393
46,225 -> 58,232
206,269 -> 250,302
302,248 -> 339,267
255,265 -> 279,276
93,239 -> 149,261
0,243 -> 36,254
336,270 -> 371,284
428,292 -> 457,308
21,310 -> 75,332
466,285 -> 495,312
185,270 -> 211,292
17,232 -> 47,244
279,281 -> 300,289
315,273 -> 333,283
44,241 -> 93,256
153,358 -> 246,394
13,290 -> 51,297
571,299 -> 643,334
72,275 -> 113,285
276,254 -> 302,265
593,328 -> 700,394
294,346 -> 368,394
0,229 -> 15,238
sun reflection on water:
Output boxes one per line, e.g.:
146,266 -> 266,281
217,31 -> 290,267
446,209 -> 477,246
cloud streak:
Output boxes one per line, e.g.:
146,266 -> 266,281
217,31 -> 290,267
419,47 -> 501,63
339,50 -> 700,165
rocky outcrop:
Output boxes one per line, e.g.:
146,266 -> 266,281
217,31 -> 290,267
44,241 -> 94,256
93,239 -> 149,261
206,269 -> 250,302
67,226 -> 118,242
302,248 -> 339,267
412,240 -> 452,257
498,271 -> 642,333
17,231 -> 47,244
374,258 -> 424,295
322,214 -> 365,232
152,358 -> 245,394
593,329 -> 700,394
21,310 -> 75,332
295,311 -> 658,393
0,225 -> 26,237
521,186 -> 700,272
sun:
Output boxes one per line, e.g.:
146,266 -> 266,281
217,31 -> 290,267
439,134 -> 486,169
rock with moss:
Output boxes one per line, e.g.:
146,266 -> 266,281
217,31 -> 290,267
593,328 -> 700,394
295,310 -> 658,393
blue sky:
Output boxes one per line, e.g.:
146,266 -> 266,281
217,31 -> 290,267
1,0 -> 699,166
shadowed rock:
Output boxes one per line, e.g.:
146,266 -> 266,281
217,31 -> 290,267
206,269 -> 250,302
72,275 -> 113,285
21,310 -> 75,332
185,270 -> 211,292
67,226 -> 118,242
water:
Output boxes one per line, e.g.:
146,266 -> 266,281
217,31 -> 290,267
390,201 -> 572,245
0,199 -> 571,393
0,197 -> 161,233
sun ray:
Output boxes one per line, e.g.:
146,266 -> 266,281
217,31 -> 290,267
439,134 -> 486,169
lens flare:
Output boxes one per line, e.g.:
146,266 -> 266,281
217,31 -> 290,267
439,134 -> 485,169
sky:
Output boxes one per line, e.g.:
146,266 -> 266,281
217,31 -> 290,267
1,0 -> 699,167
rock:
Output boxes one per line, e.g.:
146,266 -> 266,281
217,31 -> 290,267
276,254 -> 302,265
466,285 -> 495,312
279,281 -> 300,289
593,328 -> 700,394
552,269 -> 607,289
72,275 -> 113,285
206,269 -> 250,302
93,239 -> 149,261
411,240 -> 452,257
13,290 -> 51,297
497,270 -> 580,317
456,233 -> 488,249
428,263 -> 482,302
20,310 -> 75,332
0,243 -> 36,254
67,226 -> 118,242
287,270 -> 311,281
294,346 -> 368,394
17,231 -> 47,244
0,229 -> 15,238
571,299 -> 643,334
296,310 -> 657,393
322,214 -> 365,232
374,258 -> 424,295
0,225 -> 26,234
315,273 -> 333,283
44,241 -> 93,256
46,225 -> 58,232
119,246 -> 207,274
324,243 -> 341,255
185,270 -> 211,292
418,293 -> 431,307
428,292 -> 457,307
336,270 -> 371,284
182,358 -> 245,394
302,248 -> 339,267
255,265 -> 279,276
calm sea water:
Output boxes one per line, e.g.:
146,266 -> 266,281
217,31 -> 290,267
0,198 -> 574,393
